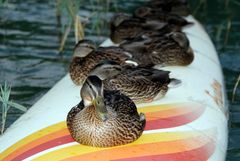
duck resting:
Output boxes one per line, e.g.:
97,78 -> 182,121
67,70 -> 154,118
120,32 -> 194,67
69,39 -> 132,85
147,0 -> 190,16
67,75 -> 146,147
134,6 -> 192,27
89,60 -> 181,103
110,13 -> 187,43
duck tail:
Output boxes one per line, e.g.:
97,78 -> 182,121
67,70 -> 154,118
168,78 -> 182,88
185,21 -> 194,27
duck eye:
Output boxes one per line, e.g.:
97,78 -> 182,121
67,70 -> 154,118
97,100 -> 101,105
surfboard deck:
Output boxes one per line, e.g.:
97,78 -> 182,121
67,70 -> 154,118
0,16 -> 228,161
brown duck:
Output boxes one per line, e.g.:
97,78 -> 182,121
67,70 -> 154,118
69,39 -> 131,85
147,0 -> 190,16
134,6 -> 192,27
67,75 -> 146,147
110,13 -> 182,43
90,60 -> 181,103
120,32 -> 194,67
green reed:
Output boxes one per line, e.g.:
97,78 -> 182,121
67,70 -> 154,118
232,74 -> 240,102
56,0 -> 119,52
0,82 -> 27,134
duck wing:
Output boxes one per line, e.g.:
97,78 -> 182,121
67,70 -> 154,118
103,90 -> 138,116
123,67 -> 171,84
98,46 -> 132,60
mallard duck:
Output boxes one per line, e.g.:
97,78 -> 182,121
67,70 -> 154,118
147,0 -> 190,16
89,60 -> 181,103
69,39 -> 131,85
134,7 -> 192,27
110,13 -> 181,43
119,32 -> 194,67
67,75 -> 146,147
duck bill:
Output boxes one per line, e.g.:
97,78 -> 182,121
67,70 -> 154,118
92,97 -> 108,121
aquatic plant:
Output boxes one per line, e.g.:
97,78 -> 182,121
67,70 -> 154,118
89,0 -> 113,36
0,0 -> 8,6
232,74 -> 240,102
0,82 -> 27,134
56,0 -> 118,52
56,0 -> 85,52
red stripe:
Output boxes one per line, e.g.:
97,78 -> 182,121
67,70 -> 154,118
145,104 -> 204,130
12,135 -> 74,161
112,141 -> 215,161
10,105 -> 205,160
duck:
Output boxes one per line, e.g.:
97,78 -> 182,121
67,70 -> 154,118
119,32 -> 194,67
69,39 -> 131,85
89,60 -> 181,103
147,0 -> 190,16
134,6 -> 192,27
66,75 -> 146,147
110,13 -> 182,43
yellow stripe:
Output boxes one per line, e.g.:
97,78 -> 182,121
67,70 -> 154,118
138,102 -> 198,113
32,131 -> 203,161
0,122 -> 66,160
0,102 -> 200,160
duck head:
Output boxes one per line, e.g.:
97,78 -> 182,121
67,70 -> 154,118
81,75 -> 108,121
111,13 -> 131,28
110,13 -> 135,43
168,32 -> 190,50
168,32 -> 194,63
89,60 -> 122,80
73,39 -> 96,57
134,7 -> 153,18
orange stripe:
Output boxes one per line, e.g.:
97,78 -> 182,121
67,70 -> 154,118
0,102 -> 204,161
61,135 -> 212,161
3,128 -> 69,161
0,122 -> 66,160
6,105 -> 196,160
113,141 -> 215,161
32,130 -> 216,161
139,102 -> 202,121
146,108 -> 192,121
31,131 -> 197,160
138,102 -> 200,113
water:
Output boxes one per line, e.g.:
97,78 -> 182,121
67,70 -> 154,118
0,0 -> 239,160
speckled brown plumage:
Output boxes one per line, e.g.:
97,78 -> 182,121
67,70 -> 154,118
66,90 -> 146,147
110,13 -> 183,43
147,0 -> 190,16
103,66 -> 172,103
90,61 -> 176,103
120,32 -> 194,67
134,7 -> 192,26
69,49 -> 130,85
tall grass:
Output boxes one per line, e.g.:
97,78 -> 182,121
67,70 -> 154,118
232,74 -> 240,102
56,0 -> 118,52
0,82 -> 27,134
0,0 -> 8,5
56,0 -> 85,52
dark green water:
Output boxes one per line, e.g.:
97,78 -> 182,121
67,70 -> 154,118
0,0 -> 239,160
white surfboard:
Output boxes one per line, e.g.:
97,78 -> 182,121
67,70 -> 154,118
0,16 -> 228,161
